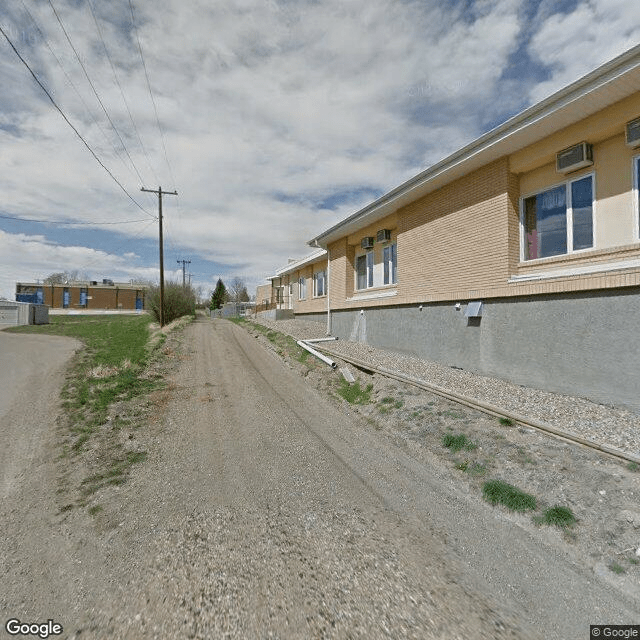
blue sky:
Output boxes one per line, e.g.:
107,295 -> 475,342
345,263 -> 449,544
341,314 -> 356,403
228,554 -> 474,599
1,0 -> 639,299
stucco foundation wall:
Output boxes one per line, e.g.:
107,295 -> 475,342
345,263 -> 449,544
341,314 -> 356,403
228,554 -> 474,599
328,289 -> 640,413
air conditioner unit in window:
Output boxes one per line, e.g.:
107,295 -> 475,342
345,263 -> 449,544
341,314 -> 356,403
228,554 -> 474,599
625,117 -> 640,148
361,236 -> 375,249
556,142 -> 593,174
376,229 -> 391,243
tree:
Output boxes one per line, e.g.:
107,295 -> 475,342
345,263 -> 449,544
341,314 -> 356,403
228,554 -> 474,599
43,270 -> 87,284
229,276 -> 249,303
210,278 -> 227,310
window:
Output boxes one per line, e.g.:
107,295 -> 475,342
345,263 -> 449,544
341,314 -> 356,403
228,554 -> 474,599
298,276 -> 306,300
356,252 -> 374,290
313,270 -> 326,297
383,243 -> 397,285
522,174 -> 594,260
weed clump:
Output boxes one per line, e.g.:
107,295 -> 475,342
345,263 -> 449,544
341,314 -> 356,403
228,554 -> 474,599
442,433 -> 476,452
482,479 -> 537,512
538,505 -> 576,529
337,380 -> 373,405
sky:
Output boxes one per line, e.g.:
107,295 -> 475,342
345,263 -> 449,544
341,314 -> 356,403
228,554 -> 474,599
1,0 -> 639,301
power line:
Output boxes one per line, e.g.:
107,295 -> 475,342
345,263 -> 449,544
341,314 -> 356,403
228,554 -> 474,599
128,0 -> 177,190
0,213 -> 154,225
0,23 -> 154,217
85,0 -> 161,188
19,0 -> 130,177
47,0 -> 147,187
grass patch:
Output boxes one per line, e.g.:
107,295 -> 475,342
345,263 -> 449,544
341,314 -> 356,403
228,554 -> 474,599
442,433 -> 477,452
499,417 -> 515,426
231,318 -> 314,366
535,505 -> 576,529
482,479 -> 537,512
88,504 -> 103,516
9,314 -> 170,509
608,562 -> 626,575
456,461 -> 487,476
337,380 -> 373,405
627,462 -> 639,472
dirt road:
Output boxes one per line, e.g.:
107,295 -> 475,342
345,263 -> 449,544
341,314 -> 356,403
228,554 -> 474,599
1,318 -> 637,638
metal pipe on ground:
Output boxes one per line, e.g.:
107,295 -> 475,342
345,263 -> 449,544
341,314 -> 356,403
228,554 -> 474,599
297,340 -> 337,369
303,337 -> 339,344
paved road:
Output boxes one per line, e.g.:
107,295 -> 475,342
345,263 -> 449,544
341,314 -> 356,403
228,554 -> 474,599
1,318 -> 637,639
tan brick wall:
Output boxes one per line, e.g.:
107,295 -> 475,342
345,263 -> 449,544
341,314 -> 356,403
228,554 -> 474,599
255,284 -> 272,305
292,259 -> 327,314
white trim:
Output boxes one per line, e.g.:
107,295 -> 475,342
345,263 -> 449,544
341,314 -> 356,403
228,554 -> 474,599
509,258 -> 640,283
634,155 -> 640,243
347,288 -> 398,302
519,171 -> 595,262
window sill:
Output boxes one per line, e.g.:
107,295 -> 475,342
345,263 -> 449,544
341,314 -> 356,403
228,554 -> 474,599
510,257 -> 640,283
347,287 -> 398,302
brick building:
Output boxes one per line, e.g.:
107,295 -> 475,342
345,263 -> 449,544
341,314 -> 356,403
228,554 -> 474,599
16,280 -> 147,311
263,45 -> 640,412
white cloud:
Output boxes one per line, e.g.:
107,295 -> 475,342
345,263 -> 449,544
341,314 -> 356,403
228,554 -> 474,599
1,0 -> 635,300
528,0 -> 640,102
0,228 -> 157,299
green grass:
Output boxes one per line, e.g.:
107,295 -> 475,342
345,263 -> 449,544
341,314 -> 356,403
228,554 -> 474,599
499,417 -> 515,426
337,380 -> 373,405
608,562 -> 626,575
8,315 -> 164,507
442,433 -> 477,452
627,462 -> 639,472
482,479 -> 537,512
536,505 -> 576,528
230,318 -> 313,365
456,461 -> 488,476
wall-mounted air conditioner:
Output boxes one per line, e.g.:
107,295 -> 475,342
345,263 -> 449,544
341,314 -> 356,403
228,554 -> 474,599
376,229 -> 391,243
625,117 -> 640,148
556,142 -> 593,174
361,237 -> 375,249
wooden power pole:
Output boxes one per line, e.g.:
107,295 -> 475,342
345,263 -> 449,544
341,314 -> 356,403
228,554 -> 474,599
141,186 -> 178,327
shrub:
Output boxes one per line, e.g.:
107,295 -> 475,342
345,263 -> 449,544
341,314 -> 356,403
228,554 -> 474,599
147,281 -> 196,324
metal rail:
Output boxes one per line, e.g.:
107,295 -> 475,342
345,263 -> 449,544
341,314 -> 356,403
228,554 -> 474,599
314,344 -> 640,466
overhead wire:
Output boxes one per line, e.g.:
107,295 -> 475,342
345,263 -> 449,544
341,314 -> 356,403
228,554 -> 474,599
0,213 -> 154,225
128,0 -> 177,191
18,0 -> 132,181
0,23 -> 154,217
85,0 -> 161,189
47,0 -> 148,187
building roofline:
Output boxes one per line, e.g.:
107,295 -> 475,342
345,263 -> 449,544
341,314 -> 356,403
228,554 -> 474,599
267,248 -> 327,279
308,43 -> 640,247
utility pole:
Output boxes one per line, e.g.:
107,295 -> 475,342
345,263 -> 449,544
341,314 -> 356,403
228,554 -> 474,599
177,259 -> 191,288
141,186 -> 177,327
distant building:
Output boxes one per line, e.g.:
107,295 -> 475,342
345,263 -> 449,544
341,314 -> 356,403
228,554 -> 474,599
16,280 -> 147,311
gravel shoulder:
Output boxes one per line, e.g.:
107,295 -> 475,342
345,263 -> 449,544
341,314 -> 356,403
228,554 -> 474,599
244,315 -> 640,632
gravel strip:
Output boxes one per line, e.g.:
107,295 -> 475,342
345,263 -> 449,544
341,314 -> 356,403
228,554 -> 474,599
252,316 -> 640,457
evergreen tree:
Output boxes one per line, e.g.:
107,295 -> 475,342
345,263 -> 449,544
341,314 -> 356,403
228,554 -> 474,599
210,278 -> 227,310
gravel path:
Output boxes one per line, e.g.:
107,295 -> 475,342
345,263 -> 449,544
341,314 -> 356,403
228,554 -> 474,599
253,317 -> 640,457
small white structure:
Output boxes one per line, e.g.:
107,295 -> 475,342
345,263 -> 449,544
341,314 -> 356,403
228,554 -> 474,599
0,301 -> 49,326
